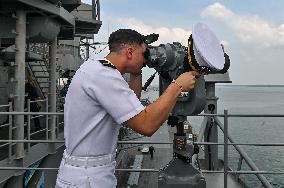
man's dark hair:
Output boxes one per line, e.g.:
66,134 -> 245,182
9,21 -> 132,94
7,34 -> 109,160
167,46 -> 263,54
108,29 -> 145,52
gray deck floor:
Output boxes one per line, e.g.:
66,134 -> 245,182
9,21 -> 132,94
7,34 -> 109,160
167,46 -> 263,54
136,124 -> 173,188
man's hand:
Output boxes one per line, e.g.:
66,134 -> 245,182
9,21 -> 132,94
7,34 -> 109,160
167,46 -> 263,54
175,71 -> 199,92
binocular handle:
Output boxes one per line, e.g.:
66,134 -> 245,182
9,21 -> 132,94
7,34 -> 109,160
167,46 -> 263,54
142,71 -> 158,91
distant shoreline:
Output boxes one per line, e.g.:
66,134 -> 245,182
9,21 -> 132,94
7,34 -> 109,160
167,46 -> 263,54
148,84 -> 284,88
216,85 -> 284,87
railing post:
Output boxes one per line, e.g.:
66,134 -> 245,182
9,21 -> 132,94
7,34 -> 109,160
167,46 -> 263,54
48,37 -> 57,153
27,99 -> 31,152
86,39 -> 90,60
224,110 -> 228,188
8,102 -> 12,162
46,98 -> 49,140
56,108 -> 59,138
14,10 -> 26,160
236,155 -> 243,180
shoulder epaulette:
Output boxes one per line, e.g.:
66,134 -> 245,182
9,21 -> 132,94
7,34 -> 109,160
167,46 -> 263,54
99,60 -> 117,69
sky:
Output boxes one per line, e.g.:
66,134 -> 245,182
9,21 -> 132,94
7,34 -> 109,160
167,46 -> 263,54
82,0 -> 284,85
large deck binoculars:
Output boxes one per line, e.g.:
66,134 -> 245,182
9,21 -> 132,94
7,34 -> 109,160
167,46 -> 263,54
142,23 -> 230,116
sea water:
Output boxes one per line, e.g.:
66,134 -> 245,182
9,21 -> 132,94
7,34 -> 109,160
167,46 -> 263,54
214,86 -> 284,187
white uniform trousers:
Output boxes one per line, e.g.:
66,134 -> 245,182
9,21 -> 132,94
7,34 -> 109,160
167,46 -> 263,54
55,152 -> 117,188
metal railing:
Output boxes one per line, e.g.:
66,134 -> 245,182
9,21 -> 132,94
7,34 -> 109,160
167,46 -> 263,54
0,110 -> 283,188
26,99 -> 49,151
213,111 -> 283,188
0,99 -> 56,161
0,103 -> 13,162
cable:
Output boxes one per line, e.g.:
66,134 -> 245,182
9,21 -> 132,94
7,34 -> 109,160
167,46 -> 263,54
207,118 -> 214,170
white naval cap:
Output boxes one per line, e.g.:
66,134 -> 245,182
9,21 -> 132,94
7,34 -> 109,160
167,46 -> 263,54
192,22 -> 225,71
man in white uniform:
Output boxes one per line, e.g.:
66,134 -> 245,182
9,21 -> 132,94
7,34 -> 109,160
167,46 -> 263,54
56,29 -> 198,188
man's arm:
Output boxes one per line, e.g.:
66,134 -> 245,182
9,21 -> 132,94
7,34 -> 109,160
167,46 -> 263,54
126,71 -> 198,137
128,73 -> 142,99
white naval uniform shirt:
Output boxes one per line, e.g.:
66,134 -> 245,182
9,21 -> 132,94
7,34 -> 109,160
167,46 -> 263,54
64,58 -> 145,157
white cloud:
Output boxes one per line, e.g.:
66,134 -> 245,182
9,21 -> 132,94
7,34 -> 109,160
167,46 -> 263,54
89,6 -> 284,85
114,17 -> 192,46
201,3 -> 284,48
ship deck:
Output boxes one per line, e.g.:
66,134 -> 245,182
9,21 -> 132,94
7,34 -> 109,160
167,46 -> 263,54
118,124 -> 245,188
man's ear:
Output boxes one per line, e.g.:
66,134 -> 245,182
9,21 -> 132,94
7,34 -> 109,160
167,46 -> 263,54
125,46 -> 134,59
